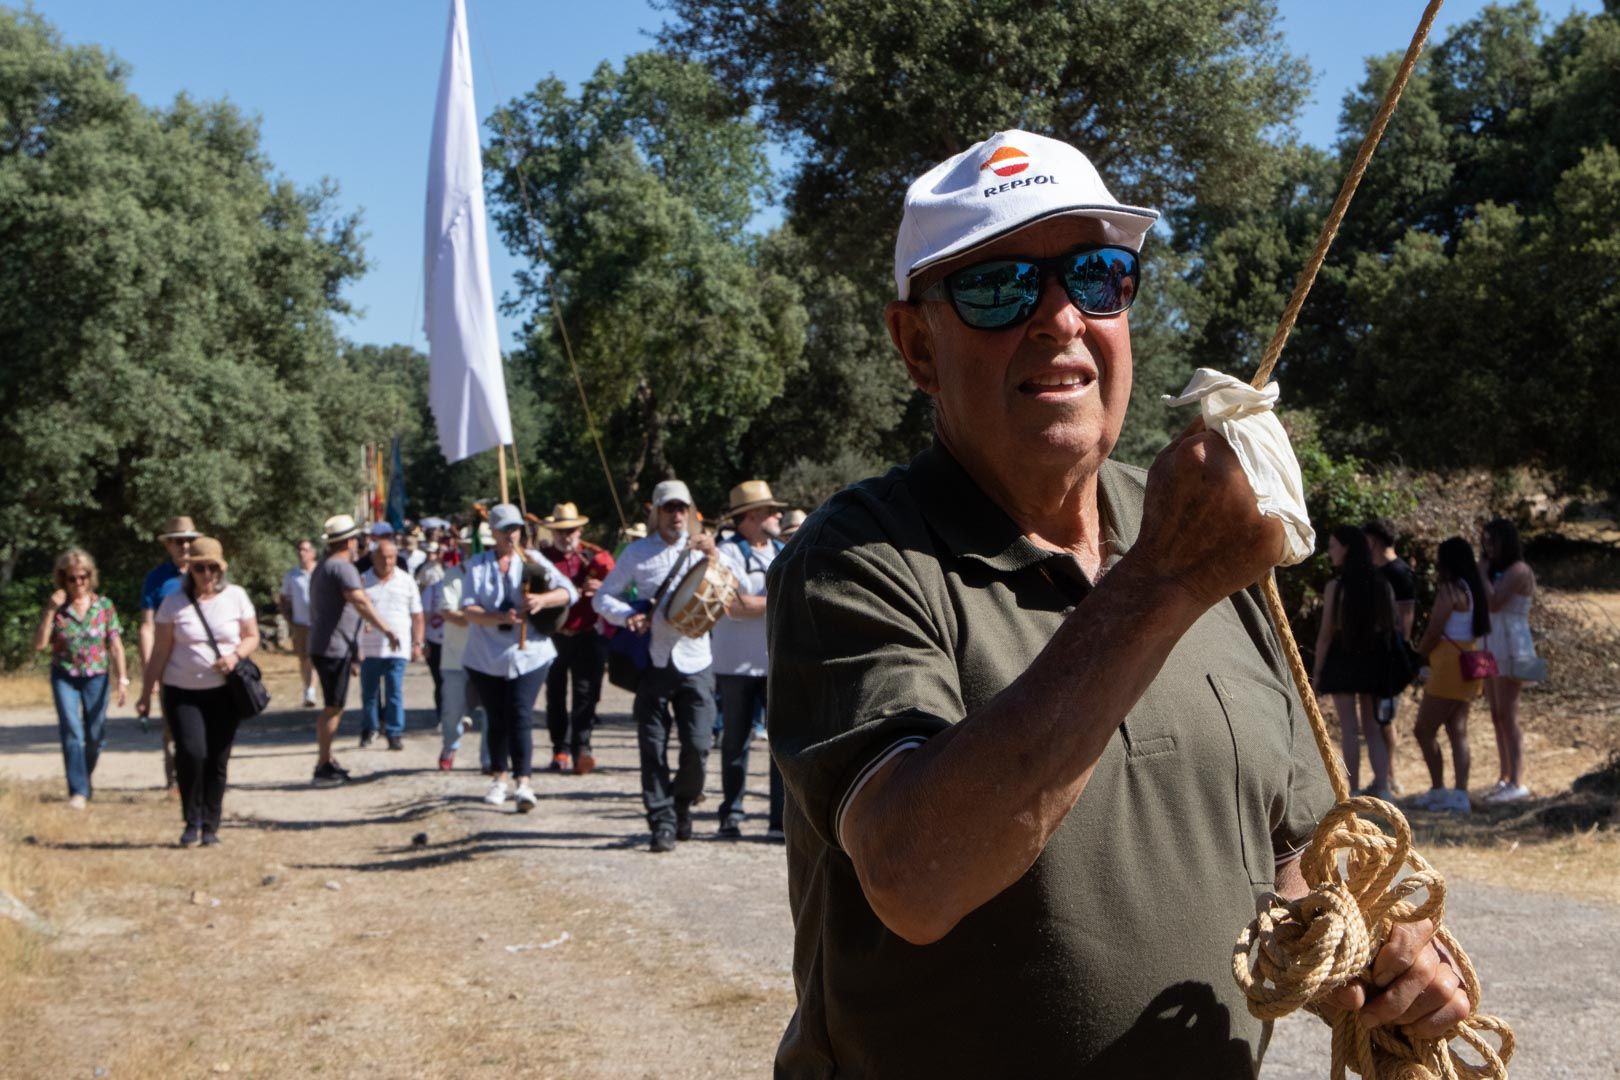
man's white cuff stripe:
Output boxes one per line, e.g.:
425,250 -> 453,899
834,736 -> 929,852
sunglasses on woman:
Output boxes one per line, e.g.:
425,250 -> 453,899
918,245 -> 1140,331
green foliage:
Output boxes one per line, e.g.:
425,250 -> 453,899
485,53 -> 807,519
1276,413 -> 1420,620
0,10 -> 392,613
0,577 -> 51,671
1184,3 -> 1620,492
662,0 -> 1313,474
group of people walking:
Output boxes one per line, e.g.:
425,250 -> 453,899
1311,518 -> 1543,813
33,485 -> 806,853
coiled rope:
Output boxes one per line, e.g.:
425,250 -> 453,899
1229,2 -> 1515,1076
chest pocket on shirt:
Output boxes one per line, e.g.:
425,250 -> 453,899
1210,673 -> 1295,887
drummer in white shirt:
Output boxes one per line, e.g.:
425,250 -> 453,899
358,538 -> 424,752
593,479 -> 720,853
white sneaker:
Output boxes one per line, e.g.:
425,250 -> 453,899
302,689 -> 317,707
67,794 -> 87,811
1482,780 -> 1509,800
458,716 -> 473,735
1492,783 -> 1530,803
513,785 -> 538,813
483,780 -> 509,806
1445,788 -> 1472,814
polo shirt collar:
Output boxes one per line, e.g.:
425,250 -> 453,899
911,443 -> 1134,575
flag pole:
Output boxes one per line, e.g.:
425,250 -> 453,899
497,443 -> 510,505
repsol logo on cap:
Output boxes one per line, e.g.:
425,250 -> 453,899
980,145 -> 1059,198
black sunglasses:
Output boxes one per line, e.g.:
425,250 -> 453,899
918,245 -> 1141,331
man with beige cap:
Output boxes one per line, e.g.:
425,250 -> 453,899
539,502 -> 615,775
139,515 -> 200,797
594,479 -> 719,852
766,130 -> 1469,1075
713,481 -> 787,841
307,514 -> 401,784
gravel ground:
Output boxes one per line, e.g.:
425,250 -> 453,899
3,662 -> 1615,1077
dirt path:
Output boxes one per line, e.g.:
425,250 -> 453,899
2,660 -> 1615,1077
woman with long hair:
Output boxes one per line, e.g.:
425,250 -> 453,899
1479,518 -> 1538,802
33,550 -> 128,809
1312,525 -> 1401,798
137,537 -> 259,847
1410,537 -> 1491,814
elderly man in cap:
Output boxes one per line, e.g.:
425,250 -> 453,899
538,502 -> 616,776
459,503 -> 576,812
594,479 -> 719,852
139,516 -> 200,797
713,481 -> 787,841
766,131 -> 1472,1076
307,515 -> 403,784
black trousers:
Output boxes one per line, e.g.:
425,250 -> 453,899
717,674 -> 785,830
425,640 -> 443,721
161,684 -> 240,833
467,666 -> 544,778
546,631 -> 606,755
634,664 -> 715,830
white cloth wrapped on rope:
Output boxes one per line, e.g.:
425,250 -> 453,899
1164,368 -> 1315,567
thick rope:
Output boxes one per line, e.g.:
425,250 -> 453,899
1230,2 -> 1517,1076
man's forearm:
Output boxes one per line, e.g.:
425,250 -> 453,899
845,558 -> 1208,945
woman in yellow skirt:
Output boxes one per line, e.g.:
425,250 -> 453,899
1410,537 -> 1492,814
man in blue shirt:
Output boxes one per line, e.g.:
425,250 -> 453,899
138,515 -> 199,797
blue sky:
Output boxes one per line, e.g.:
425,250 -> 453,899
32,1 -> 1604,350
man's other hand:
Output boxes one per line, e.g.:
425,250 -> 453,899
1322,920 -> 1473,1040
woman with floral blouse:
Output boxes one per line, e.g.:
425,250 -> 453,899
33,549 -> 128,809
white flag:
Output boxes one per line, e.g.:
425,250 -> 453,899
424,0 -> 513,463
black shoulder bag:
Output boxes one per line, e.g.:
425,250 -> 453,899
190,590 -> 272,719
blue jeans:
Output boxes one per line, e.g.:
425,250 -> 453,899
438,666 -> 489,769
360,657 -> 407,738
51,670 -> 109,798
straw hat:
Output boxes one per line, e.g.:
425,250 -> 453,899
322,514 -> 363,543
727,480 -> 787,519
543,501 -> 590,529
187,536 -> 228,572
780,509 -> 808,539
158,515 -> 201,540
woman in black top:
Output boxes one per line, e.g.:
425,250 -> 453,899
1312,525 -> 1401,799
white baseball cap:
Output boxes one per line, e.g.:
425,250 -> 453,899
894,130 -> 1160,300
650,479 -> 693,509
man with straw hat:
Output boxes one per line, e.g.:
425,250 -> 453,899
764,131 -> 1471,1075
139,515 -> 201,798
307,514 -> 402,785
713,481 -> 787,841
539,501 -> 615,776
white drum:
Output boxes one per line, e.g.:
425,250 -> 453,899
665,556 -> 739,639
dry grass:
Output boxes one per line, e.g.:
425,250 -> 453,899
0,672 -> 51,709
1421,827 -> 1620,908
0,776 -> 791,1079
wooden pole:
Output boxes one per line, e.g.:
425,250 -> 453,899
497,443 -> 510,505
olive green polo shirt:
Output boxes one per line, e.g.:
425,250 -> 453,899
766,444 -> 1334,1079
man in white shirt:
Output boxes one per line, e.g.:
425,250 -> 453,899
358,538 -> 424,751
594,479 -> 719,853
431,563 -> 489,773
712,481 -> 787,841
278,538 -> 319,707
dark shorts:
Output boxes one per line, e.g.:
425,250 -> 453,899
311,654 -> 353,708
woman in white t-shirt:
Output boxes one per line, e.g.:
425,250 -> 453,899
137,536 -> 260,848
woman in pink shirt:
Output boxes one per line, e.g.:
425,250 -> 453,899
137,537 -> 260,847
